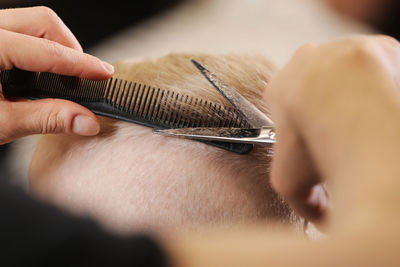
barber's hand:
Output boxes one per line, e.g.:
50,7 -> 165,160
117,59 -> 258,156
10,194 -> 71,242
266,35 -> 400,228
0,7 -> 114,144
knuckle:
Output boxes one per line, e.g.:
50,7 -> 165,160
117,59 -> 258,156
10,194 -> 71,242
36,6 -> 59,23
38,107 -> 65,134
376,34 -> 400,52
340,40 -> 379,66
39,6 -> 65,36
293,43 -> 317,57
45,39 -> 65,58
376,34 -> 399,45
34,6 -> 70,46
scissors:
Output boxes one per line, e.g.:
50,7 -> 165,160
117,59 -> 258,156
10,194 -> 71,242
152,59 -> 276,145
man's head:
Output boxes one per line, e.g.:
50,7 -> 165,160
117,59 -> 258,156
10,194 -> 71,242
29,53 -> 297,236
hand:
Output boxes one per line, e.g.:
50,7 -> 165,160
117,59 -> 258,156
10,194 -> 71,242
166,36 -> 400,267
265,35 -> 400,226
0,7 -> 114,144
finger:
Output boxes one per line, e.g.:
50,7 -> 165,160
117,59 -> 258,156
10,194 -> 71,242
271,123 -> 326,221
270,124 -> 327,221
265,42 -> 327,221
0,98 -> 100,142
0,29 -> 114,79
0,7 -> 82,51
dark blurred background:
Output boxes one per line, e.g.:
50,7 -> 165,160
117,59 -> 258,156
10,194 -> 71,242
0,0 -> 183,174
324,0 -> 400,40
0,0 -> 183,49
1,0 -> 400,176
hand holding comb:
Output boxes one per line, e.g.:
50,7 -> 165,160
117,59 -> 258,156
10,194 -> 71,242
0,66 -> 254,154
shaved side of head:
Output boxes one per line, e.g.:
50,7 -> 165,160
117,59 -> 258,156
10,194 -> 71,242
29,53 -> 298,236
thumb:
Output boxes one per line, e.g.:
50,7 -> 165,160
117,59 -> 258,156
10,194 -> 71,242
3,98 -> 100,141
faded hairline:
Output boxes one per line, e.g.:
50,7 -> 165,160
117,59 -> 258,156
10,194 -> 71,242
102,53 -> 275,180
30,53 -> 298,231
103,53 -> 295,222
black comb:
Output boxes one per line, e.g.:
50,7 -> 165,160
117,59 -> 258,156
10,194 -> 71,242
0,68 -> 254,154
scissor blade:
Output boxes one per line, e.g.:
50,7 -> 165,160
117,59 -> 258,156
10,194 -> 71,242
153,127 -> 276,144
191,59 -> 274,128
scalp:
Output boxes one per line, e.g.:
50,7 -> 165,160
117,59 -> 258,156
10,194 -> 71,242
29,53 -> 297,235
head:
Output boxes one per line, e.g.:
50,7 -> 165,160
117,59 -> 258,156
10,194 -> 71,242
29,53 -> 297,236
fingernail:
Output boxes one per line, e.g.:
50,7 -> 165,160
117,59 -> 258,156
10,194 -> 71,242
102,61 -> 114,74
72,115 -> 100,136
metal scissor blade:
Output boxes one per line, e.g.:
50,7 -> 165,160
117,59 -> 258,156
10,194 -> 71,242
153,127 -> 276,145
191,59 -> 274,128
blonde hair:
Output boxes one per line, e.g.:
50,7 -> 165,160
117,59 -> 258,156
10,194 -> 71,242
30,53 -> 298,235
112,53 -> 273,124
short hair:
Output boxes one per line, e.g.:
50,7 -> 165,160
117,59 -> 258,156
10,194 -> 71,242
29,53 -> 299,235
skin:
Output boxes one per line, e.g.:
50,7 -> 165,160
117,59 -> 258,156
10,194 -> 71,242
29,54 -> 295,236
167,35 -> 400,266
1,6 -> 400,267
0,6 -> 113,144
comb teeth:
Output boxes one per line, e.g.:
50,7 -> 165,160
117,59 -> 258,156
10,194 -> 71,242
105,84 -> 246,129
0,68 -> 248,129
0,68 -> 254,154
